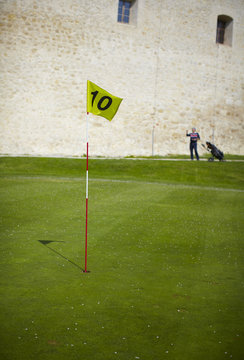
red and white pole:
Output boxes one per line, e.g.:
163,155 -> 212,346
84,112 -> 89,272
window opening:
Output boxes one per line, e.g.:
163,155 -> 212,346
117,1 -> 131,24
216,15 -> 233,46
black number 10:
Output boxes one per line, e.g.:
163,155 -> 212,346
91,91 -> 113,111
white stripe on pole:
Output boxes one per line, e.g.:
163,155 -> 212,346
86,112 -> 89,143
86,170 -> 88,199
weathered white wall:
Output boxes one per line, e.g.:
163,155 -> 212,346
0,0 -> 244,156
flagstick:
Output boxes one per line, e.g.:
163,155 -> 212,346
84,112 -> 89,272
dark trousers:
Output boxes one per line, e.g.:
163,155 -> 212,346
190,142 -> 199,160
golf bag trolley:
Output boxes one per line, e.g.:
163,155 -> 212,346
202,142 -> 224,161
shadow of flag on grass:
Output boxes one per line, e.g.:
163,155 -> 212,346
39,240 -> 56,246
38,240 -> 84,272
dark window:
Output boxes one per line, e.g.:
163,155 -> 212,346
216,15 -> 233,46
216,19 -> 225,44
118,0 -> 131,24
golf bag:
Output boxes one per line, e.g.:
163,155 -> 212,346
205,142 -> 224,161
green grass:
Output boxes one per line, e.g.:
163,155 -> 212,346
0,157 -> 244,360
125,154 -> 244,160
0,156 -> 243,189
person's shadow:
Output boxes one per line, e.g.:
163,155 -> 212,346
38,240 -> 84,272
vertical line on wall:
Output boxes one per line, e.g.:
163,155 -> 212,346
213,44 -> 220,144
230,39 -> 234,147
152,0 -> 163,156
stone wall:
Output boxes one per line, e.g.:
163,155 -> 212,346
0,0 -> 244,156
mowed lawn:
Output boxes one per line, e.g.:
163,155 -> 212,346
0,157 -> 244,360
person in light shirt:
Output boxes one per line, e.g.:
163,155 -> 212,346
186,128 -> 200,160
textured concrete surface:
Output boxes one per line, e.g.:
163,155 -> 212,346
0,0 -> 243,156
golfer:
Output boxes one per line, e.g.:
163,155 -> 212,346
186,128 -> 200,160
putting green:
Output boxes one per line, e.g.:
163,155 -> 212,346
0,157 -> 243,360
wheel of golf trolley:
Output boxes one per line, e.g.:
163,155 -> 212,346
208,157 -> 214,162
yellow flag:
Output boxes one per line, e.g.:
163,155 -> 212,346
87,80 -> 123,121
